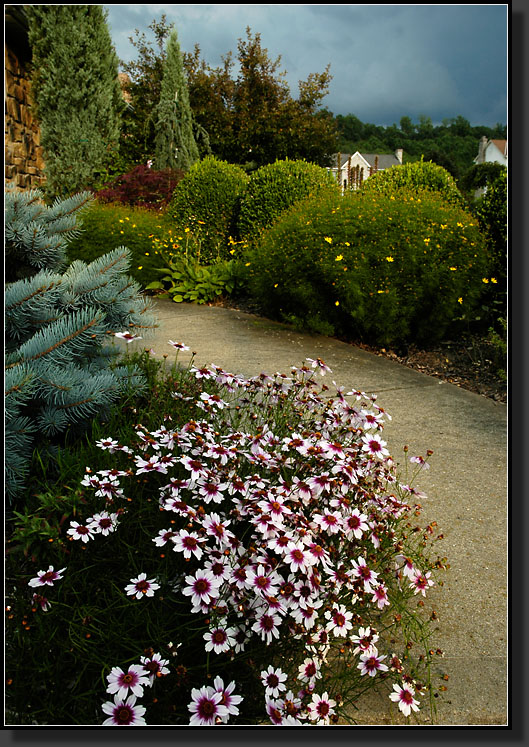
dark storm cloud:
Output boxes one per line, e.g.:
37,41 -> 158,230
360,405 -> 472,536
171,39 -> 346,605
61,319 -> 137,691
104,4 -> 508,126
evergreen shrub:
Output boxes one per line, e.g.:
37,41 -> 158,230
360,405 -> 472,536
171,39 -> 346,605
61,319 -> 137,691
237,159 -> 340,243
169,157 -> 250,263
96,165 -> 185,210
245,189 -> 489,347
4,189 -> 158,502
360,160 -> 465,207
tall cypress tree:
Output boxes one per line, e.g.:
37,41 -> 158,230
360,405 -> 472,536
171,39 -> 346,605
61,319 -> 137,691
26,5 -> 125,196
154,28 -> 199,171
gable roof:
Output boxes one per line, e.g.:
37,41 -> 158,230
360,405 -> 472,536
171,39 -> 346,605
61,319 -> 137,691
331,152 -> 401,170
490,139 -> 507,157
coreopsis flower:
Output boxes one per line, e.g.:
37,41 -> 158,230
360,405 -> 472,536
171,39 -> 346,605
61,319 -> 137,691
140,652 -> 170,685
351,627 -> 379,656
342,509 -> 369,540
371,583 -> 390,610
172,529 -> 205,560
246,565 -> 282,598
261,666 -> 288,698
306,357 -> 332,376
389,682 -> 421,717
28,565 -> 66,588
102,693 -> 147,726
324,603 -> 354,637
351,556 -> 379,593
307,691 -> 337,724
212,676 -> 243,722
358,649 -> 389,677
361,433 -> 390,458
203,626 -> 237,655
409,455 -> 430,469
168,340 -> 189,351
125,573 -> 160,600
31,593 -> 51,611
252,610 -> 282,643
114,331 -> 142,344
152,528 -> 177,547
67,521 -> 96,543
182,570 -> 221,610
298,657 -> 322,687
88,511 -> 119,536
188,685 -> 229,725
106,665 -> 150,700
410,569 -> 434,596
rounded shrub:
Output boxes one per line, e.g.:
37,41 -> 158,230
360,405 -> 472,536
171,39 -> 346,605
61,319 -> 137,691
168,156 -> 249,263
361,159 -> 465,207
245,189 -> 489,347
237,158 -> 341,243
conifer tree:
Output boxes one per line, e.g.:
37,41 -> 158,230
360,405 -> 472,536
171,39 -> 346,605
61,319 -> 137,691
154,28 -> 199,171
26,5 -> 125,196
5,188 -> 158,502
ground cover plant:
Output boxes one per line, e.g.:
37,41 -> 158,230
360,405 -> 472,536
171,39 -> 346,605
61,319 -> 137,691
245,188 -> 489,347
5,342 -> 446,725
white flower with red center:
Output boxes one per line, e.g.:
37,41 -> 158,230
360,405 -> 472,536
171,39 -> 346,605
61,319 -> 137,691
31,593 -> 51,611
204,625 -> 237,654
106,665 -> 150,700
152,528 -> 177,547
371,583 -> 390,609
168,340 -> 189,351
202,513 -> 235,548
67,521 -> 96,543
28,565 -> 66,588
284,541 -> 312,573
266,698 -> 285,725
290,476 -> 313,503
252,610 -> 282,643
389,682 -> 421,717
358,648 -> 389,677
182,570 -> 221,611
261,666 -> 288,698
410,455 -> 430,470
212,676 -> 244,723
205,443 -> 232,465
134,454 -> 168,475
306,541 -> 329,566
351,627 -> 379,656
396,554 -> 417,579
324,603 -> 354,637
179,455 -> 208,481
343,509 -> 369,540
298,657 -> 322,686
125,573 -> 160,600
246,565 -> 281,597
196,476 -> 227,504
199,391 -> 228,410
204,556 -> 231,583
188,685 -> 229,726
306,357 -> 332,376
307,472 -> 332,497
313,511 -> 342,534
410,569 -> 434,596
351,556 -> 379,593
307,691 -> 337,724
102,693 -> 147,726
140,652 -> 170,685
361,433 -> 390,458
172,529 -> 204,560
95,437 -> 119,452
114,331 -> 142,344
291,600 -> 322,630
257,495 -> 292,525
88,511 -> 118,536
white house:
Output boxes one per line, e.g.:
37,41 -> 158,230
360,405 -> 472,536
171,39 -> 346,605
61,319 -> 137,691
329,149 -> 403,191
474,136 -> 508,167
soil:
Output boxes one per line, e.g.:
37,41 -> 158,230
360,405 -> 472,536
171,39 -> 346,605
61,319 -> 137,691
214,296 -> 507,404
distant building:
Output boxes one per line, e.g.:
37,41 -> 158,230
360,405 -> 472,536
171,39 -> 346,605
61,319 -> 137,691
474,136 -> 507,167
329,149 -> 404,192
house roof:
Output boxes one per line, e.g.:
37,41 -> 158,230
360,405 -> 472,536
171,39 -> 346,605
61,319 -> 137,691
490,139 -> 507,156
331,152 -> 401,170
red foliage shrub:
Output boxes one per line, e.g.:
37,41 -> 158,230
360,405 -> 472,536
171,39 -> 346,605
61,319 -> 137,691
96,165 -> 185,210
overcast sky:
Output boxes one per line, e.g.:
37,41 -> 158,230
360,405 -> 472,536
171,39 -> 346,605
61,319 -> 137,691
103,3 -> 508,128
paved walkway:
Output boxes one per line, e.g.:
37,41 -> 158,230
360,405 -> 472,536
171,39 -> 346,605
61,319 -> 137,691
115,298 -> 508,725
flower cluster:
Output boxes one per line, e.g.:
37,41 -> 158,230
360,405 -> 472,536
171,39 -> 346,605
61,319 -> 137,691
75,347 -> 436,725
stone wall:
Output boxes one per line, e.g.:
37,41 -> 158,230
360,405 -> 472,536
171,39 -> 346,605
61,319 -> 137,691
5,44 -> 45,190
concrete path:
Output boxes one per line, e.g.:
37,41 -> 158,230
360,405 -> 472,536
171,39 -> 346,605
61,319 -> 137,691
115,298 -> 508,726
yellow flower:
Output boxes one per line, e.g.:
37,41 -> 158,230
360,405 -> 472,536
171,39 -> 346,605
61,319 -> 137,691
335,254 -> 343,261
377,290 -> 385,294
137,266 -> 143,270
324,236 -> 333,244
385,256 -> 394,262
491,277 -> 498,283
458,297 -> 463,304
423,238 -> 431,245
440,224 -> 448,230
457,222 -> 464,228
335,301 -> 340,306
449,267 -> 457,271
482,278 -> 489,284
274,283 -> 278,288
119,219 -> 124,223
145,252 -> 150,256
344,242 -> 350,246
